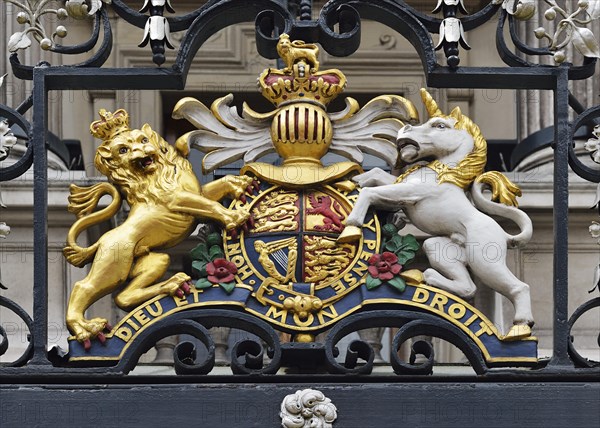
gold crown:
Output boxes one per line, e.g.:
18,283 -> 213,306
258,34 -> 346,108
90,109 -> 130,140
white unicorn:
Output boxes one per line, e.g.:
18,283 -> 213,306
338,89 -> 534,340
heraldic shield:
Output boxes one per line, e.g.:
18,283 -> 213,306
64,34 -> 538,373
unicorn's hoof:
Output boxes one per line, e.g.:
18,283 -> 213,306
337,225 -> 362,243
503,324 -> 532,341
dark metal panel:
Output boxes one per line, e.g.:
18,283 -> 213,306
427,67 -> 558,89
42,68 -> 185,91
30,69 -> 50,366
1,383 -> 598,428
548,67 -> 573,368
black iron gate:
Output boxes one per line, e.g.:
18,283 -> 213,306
1,1 -> 599,427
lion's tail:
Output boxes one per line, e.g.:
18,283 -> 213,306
63,183 -> 121,267
471,172 -> 533,248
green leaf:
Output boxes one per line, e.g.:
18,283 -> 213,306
365,274 -> 383,290
385,241 -> 398,252
381,223 -> 399,239
397,250 -> 416,265
220,281 -> 236,294
400,234 -> 420,251
190,243 -> 210,262
191,260 -> 207,276
194,277 -> 213,289
209,245 -> 224,260
387,276 -> 406,293
206,232 -> 222,247
385,236 -> 402,252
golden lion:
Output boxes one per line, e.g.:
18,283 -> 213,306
64,109 -> 252,347
277,33 -> 320,73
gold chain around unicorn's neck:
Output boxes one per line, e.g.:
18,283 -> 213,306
395,164 -> 423,183
426,160 -> 451,180
395,160 -> 470,190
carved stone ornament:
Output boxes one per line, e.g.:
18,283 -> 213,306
280,389 -> 337,428
64,34 -> 538,370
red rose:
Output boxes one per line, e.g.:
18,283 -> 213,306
206,258 -> 238,283
368,252 -> 402,281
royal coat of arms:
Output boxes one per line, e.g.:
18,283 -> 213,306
64,34 -> 537,370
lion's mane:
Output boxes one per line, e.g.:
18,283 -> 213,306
94,130 -> 193,206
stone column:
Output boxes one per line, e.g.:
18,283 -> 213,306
213,327 -> 231,365
517,3 -> 600,141
152,336 -> 178,364
358,328 -> 385,363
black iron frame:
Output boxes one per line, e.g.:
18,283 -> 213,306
0,0 -> 598,381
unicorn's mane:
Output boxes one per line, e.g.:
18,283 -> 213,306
420,89 -> 520,206
436,111 -> 487,189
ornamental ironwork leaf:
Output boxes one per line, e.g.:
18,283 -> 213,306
88,0 -> 111,15
537,0 -> 600,62
571,26 -> 600,58
7,31 -> 32,53
7,0 -> 71,52
493,0 -> 536,20
585,125 -> 600,164
0,120 -> 18,162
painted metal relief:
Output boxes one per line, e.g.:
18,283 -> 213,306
63,34 -> 537,371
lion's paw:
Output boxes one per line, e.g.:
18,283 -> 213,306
225,175 -> 259,202
224,208 -> 251,231
161,272 -> 192,298
69,317 -> 112,351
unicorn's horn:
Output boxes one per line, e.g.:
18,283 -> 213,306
420,88 -> 443,118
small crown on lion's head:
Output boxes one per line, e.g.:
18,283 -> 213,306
90,109 -> 130,141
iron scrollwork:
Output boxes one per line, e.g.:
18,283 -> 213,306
567,97 -> 600,370
324,310 -> 489,375
570,105 -> 600,183
8,5 -> 113,79
0,294 -> 34,367
0,84 -> 35,368
0,102 -> 32,182
568,297 -> 599,369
